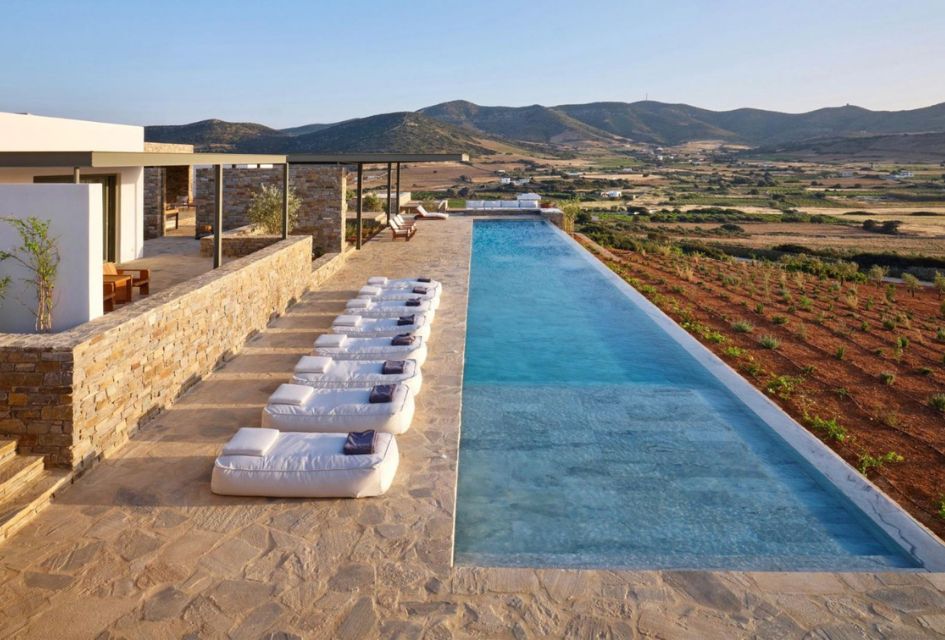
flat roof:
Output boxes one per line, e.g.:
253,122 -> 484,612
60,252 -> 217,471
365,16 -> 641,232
287,153 -> 469,164
0,151 -> 287,168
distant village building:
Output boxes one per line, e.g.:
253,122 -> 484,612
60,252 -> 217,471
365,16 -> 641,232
511,177 -> 531,186
601,190 -> 623,199
516,192 -> 542,204
499,177 -> 512,185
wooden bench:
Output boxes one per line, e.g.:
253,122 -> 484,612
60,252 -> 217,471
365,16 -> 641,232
164,207 -> 180,230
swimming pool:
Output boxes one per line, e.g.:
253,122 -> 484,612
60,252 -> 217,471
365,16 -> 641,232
455,219 -> 928,571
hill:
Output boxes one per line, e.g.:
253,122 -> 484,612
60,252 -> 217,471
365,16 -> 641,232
145,100 -> 945,159
418,100 -> 616,144
144,119 -> 286,152
746,131 -> 945,162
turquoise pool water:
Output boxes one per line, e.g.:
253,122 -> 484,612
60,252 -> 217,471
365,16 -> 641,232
455,220 -> 918,571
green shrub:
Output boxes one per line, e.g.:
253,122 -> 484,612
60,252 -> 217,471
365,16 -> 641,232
880,371 -> 896,385
732,320 -> 754,333
930,394 -> 945,413
759,335 -> 780,349
772,315 -> 789,325
835,346 -> 846,360
247,184 -> 301,234
858,451 -> 904,476
808,415 -> 847,443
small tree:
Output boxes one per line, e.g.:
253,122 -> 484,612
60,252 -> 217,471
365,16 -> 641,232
246,184 -> 300,234
362,194 -> 382,212
902,273 -> 920,297
934,272 -> 945,299
0,217 -> 60,332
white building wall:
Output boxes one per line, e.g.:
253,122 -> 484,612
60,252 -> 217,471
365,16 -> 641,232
0,167 -> 145,261
0,112 -> 143,152
0,184 -> 103,332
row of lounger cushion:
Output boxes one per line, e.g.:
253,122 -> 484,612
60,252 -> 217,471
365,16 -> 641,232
330,313 -> 432,340
211,275 -> 439,499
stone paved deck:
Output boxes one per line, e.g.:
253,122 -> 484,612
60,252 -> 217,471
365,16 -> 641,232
2,216 -> 945,639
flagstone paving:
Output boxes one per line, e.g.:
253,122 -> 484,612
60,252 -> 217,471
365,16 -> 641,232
2,216 -> 945,638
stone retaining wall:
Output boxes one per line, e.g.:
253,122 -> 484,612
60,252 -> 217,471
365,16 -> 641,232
195,165 -> 346,255
198,225 -> 283,258
0,236 -> 346,470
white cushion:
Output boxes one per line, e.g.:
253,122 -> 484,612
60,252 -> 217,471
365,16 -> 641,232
222,427 -> 280,456
346,298 -> 372,310
360,285 -> 383,296
294,355 -> 333,374
333,314 -> 362,327
211,431 -> 399,498
367,276 -> 388,286
269,383 -> 315,406
315,336 -> 428,368
292,359 -> 423,394
315,334 -> 348,348
262,386 -> 415,434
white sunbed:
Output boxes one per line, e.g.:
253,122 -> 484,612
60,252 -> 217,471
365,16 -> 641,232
413,205 -> 449,220
261,383 -> 416,434
210,427 -> 399,498
290,355 -> 423,393
331,313 -> 432,340
315,334 -> 428,367
345,296 -> 436,319
359,285 -> 441,310
366,276 -> 443,295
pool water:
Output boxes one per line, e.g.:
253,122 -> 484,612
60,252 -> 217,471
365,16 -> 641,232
454,220 -> 918,571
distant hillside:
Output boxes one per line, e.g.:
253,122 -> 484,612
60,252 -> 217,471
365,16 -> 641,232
418,100 -> 616,144
144,119 -> 286,151
747,131 -> 945,162
146,99 -> 945,160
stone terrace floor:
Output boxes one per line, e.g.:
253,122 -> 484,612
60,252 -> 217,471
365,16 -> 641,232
3,216 -> 945,638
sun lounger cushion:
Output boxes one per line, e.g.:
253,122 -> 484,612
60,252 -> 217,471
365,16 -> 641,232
315,334 -> 428,367
416,206 -> 449,219
294,356 -> 333,374
269,384 -> 314,406
366,277 -> 442,292
331,313 -> 431,340
262,385 -> 416,434
222,427 -> 280,456
345,297 -> 435,318
333,314 -> 362,327
316,334 -> 348,348
292,358 -> 423,392
211,430 -> 399,498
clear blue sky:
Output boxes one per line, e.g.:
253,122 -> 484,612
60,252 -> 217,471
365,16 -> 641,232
1,0 -> 943,128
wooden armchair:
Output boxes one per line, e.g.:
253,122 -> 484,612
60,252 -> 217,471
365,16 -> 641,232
103,282 -> 116,313
104,262 -> 150,296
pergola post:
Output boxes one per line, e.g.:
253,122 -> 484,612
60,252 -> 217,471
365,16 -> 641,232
385,162 -> 393,226
213,164 -> 223,268
356,163 -> 363,250
73,167 -> 80,184
159,168 -> 167,238
281,163 -> 289,239
395,162 -> 401,217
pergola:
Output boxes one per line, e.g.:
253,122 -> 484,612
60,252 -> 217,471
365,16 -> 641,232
287,153 -> 469,249
0,151 -> 288,269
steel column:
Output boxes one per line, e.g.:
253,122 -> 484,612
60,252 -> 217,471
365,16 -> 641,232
395,162 -> 401,217
281,163 -> 290,239
385,162 -> 392,226
213,164 -> 223,268
356,163 -> 363,250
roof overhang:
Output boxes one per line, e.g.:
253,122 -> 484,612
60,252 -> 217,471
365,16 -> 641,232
0,151 -> 287,168
287,153 -> 469,164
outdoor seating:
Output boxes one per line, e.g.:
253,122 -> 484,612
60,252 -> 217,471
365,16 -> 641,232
390,219 -> 416,241
103,262 -> 150,297
103,273 -> 132,303
103,281 -> 116,313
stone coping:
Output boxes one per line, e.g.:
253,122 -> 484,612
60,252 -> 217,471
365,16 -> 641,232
0,236 -> 313,350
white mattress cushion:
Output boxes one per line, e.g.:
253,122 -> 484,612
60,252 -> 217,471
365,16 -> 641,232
269,384 -> 315,406
262,386 -> 415,434
333,314 -> 362,327
346,298 -> 372,310
315,334 -> 348,348
360,285 -> 383,296
222,427 -> 280,456
211,432 -> 399,498
295,356 -> 333,374
367,276 -> 388,286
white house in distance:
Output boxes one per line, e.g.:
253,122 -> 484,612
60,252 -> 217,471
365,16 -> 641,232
0,112 -> 147,332
602,189 -> 623,199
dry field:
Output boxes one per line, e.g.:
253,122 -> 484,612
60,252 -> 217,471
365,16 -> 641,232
579,235 -> 945,538
652,221 -> 945,257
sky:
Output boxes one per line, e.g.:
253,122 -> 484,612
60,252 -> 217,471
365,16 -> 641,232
1,0 -> 943,128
